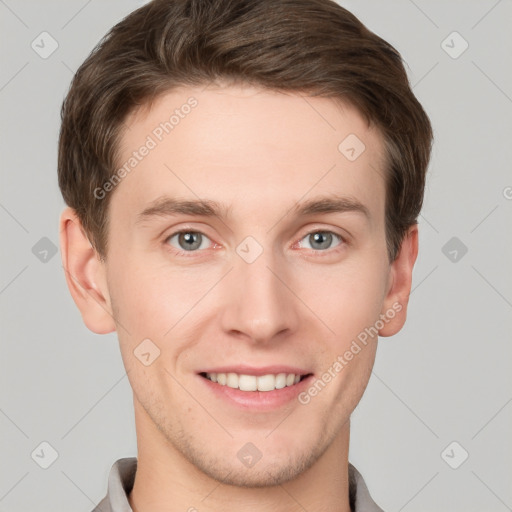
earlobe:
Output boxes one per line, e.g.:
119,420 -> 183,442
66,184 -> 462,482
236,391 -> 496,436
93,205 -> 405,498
378,225 -> 419,337
59,207 -> 116,334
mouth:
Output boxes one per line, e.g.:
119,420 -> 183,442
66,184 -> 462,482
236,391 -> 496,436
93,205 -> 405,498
199,371 -> 313,392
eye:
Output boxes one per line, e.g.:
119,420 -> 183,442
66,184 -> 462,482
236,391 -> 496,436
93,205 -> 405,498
165,230 -> 212,254
297,230 -> 344,252
163,228 -> 346,257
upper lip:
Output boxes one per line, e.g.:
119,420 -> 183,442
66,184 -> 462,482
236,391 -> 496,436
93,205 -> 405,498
198,365 -> 312,376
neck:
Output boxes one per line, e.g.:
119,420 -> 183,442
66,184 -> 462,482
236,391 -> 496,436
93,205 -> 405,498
128,397 -> 352,512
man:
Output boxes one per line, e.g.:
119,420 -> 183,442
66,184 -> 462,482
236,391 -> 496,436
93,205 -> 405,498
57,0 -> 433,510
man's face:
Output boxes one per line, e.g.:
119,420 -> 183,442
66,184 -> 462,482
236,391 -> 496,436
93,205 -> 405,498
102,84 -> 394,486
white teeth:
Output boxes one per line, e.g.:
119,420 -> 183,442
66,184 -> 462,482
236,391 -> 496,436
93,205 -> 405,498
205,372 -> 304,391
275,373 -> 287,389
238,374 -> 258,391
226,372 -> 238,388
258,374 -> 277,391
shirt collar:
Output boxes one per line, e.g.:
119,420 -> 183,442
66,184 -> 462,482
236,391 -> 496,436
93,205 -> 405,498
92,457 -> 384,512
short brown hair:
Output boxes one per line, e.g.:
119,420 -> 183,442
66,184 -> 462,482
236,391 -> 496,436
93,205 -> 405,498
58,0 -> 433,262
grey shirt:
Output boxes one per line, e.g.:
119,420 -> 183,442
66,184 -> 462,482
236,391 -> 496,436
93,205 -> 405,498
92,457 -> 384,512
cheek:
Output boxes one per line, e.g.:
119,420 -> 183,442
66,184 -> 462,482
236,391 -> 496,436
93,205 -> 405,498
107,255 -> 181,334
303,258 -> 388,343
107,259 -> 214,375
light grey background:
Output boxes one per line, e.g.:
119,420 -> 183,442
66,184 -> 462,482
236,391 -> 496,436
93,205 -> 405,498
1,0 -> 511,511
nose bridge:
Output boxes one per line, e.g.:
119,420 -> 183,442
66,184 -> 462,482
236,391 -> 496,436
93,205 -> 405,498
220,237 -> 297,342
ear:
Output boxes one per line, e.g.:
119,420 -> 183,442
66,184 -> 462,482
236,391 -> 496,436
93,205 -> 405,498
59,207 -> 116,334
378,224 -> 419,337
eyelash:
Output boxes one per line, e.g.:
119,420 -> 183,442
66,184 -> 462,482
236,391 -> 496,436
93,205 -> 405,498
163,228 -> 347,258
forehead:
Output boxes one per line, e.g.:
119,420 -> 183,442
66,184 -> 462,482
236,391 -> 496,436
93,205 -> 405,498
110,84 -> 387,229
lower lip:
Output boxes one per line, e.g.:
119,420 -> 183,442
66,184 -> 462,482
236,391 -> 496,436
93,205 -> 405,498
198,374 -> 314,411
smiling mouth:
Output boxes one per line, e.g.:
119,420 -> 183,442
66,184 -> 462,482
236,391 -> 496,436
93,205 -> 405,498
199,372 -> 312,392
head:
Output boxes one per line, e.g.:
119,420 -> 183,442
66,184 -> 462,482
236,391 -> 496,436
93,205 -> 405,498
58,0 -> 432,487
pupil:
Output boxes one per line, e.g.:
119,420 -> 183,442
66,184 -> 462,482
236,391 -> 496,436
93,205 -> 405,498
312,232 -> 331,250
181,232 -> 200,250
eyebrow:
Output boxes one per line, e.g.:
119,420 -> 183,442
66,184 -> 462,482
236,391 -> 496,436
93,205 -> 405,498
136,195 -> 370,223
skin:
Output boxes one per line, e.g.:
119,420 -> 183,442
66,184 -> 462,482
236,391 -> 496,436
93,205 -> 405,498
60,83 -> 418,512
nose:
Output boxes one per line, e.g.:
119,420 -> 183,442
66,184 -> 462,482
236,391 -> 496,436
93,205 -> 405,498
218,243 -> 300,345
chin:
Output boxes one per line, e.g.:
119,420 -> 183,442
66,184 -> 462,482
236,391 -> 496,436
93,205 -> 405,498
199,454 -> 315,488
